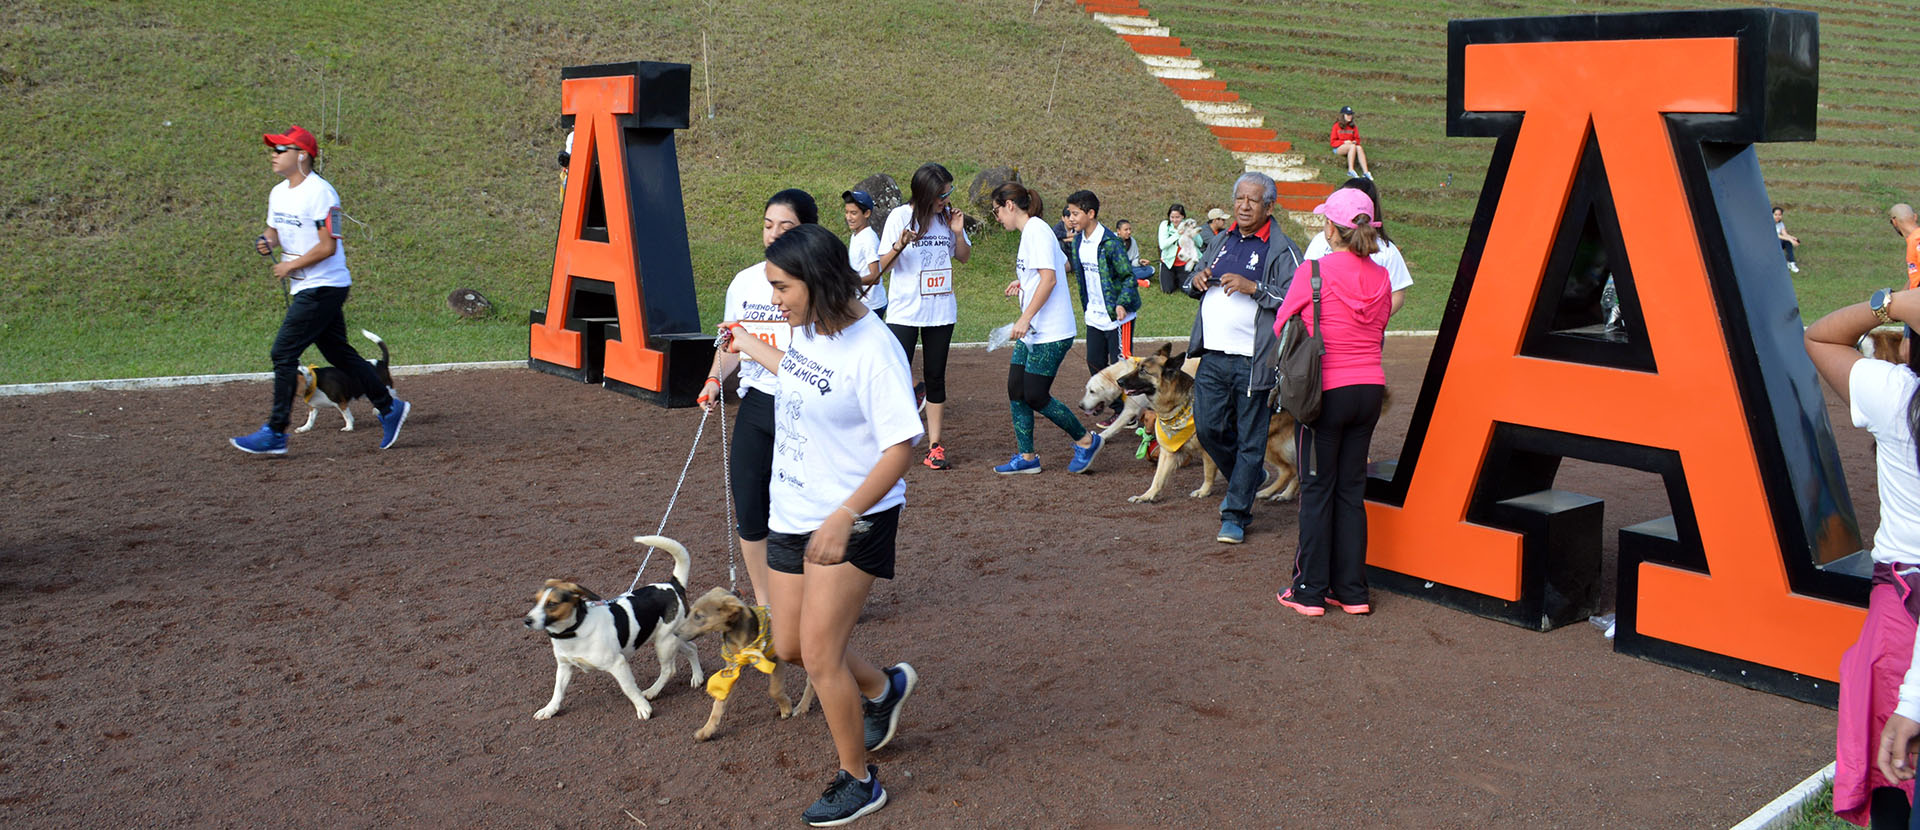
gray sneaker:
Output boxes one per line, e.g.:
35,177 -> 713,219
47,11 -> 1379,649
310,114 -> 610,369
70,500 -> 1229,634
862,662 -> 917,751
802,764 -> 887,827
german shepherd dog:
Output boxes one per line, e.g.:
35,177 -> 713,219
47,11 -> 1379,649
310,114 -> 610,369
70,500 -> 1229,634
1123,344 -> 1300,504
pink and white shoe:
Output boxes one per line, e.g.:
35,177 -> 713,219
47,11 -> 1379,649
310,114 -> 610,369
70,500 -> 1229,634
1276,590 -> 1325,617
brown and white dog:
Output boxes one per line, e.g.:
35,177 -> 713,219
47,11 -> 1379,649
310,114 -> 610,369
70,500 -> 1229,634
523,534 -> 703,721
1123,345 -> 1300,504
672,587 -> 813,741
1081,350 -> 1205,442
294,329 -> 396,433
1861,326 -> 1908,364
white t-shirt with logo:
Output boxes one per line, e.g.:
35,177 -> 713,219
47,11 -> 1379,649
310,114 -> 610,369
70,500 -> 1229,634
267,174 -> 350,293
1077,224 -> 1136,332
1015,216 -> 1077,346
849,226 -> 886,311
878,206 -> 968,327
723,262 -> 787,398
1303,234 -> 1415,293
768,312 -> 925,535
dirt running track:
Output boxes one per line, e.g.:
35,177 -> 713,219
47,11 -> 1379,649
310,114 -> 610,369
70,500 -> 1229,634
0,337 -> 1857,828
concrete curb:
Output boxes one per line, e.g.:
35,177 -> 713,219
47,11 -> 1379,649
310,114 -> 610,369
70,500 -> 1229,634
1730,762 -> 1834,830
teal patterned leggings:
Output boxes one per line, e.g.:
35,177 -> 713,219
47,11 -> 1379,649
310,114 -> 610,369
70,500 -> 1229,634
1008,338 -> 1086,455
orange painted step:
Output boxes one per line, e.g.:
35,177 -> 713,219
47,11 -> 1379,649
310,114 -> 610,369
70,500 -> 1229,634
1178,89 -> 1239,103
1278,196 -> 1328,211
1217,137 -> 1291,153
1275,181 -> 1336,196
1128,42 -> 1191,57
1084,4 -> 1150,16
1210,125 -> 1278,141
1160,77 -> 1229,92
1120,34 -> 1185,49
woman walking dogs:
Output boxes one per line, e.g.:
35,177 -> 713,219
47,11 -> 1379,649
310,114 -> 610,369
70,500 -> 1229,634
723,224 -> 921,827
231,125 -> 409,455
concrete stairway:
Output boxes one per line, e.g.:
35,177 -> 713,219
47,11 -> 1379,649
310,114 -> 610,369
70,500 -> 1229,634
1077,0 -> 1332,225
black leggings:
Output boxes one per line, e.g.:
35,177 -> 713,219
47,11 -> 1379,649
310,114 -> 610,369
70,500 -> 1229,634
730,388 -> 776,542
1289,384 -> 1386,606
1159,263 -> 1189,295
268,286 -> 392,433
889,322 -> 953,404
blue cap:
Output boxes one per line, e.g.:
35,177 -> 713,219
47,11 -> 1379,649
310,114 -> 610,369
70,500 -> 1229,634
842,190 -> 875,212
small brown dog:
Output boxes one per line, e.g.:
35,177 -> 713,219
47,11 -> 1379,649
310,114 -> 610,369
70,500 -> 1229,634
672,587 -> 813,742
1861,326 -> 1908,364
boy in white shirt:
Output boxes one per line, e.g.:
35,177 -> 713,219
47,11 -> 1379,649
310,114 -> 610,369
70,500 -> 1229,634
231,125 -> 409,455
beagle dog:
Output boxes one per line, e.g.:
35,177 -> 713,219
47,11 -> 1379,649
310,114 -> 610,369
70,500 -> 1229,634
523,535 -> 704,721
294,329 -> 396,433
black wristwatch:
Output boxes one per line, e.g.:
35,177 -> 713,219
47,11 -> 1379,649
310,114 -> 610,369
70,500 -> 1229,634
1872,288 -> 1895,325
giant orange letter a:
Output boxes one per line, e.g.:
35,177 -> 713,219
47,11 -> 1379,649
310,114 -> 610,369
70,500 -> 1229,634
1366,10 -> 1865,704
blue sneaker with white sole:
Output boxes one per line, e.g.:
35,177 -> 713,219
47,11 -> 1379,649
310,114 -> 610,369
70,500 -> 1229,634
802,764 -> 887,827
230,424 -> 288,455
994,453 -> 1042,475
377,398 -> 410,450
1067,432 -> 1104,474
862,662 -> 917,751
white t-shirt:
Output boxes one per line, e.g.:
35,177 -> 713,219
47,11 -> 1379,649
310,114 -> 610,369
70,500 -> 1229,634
878,206 -> 968,327
723,262 -> 787,398
1077,225 -> 1136,332
1852,358 -> 1920,566
768,312 -> 925,535
267,174 -> 350,293
1015,216 -> 1077,346
1303,234 -> 1415,293
849,226 -> 886,311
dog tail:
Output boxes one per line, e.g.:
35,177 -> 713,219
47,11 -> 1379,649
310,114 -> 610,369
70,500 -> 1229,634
361,329 -> 393,387
633,535 -> 692,593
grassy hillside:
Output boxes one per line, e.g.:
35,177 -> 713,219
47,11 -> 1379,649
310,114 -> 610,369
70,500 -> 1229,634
1151,0 -> 1920,331
3,0 -> 1916,382
0,0 -> 1239,383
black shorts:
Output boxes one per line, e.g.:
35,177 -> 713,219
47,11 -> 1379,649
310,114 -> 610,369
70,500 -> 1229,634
767,505 -> 901,580
731,388 -> 776,542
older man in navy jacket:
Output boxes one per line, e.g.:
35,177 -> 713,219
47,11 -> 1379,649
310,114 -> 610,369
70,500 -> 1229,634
1182,171 -> 1304,544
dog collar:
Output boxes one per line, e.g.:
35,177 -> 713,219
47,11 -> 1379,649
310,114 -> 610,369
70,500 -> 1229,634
545,612 -> 587,640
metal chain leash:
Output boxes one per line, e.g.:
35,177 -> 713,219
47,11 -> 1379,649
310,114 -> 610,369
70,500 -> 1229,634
627,401 -> 718,593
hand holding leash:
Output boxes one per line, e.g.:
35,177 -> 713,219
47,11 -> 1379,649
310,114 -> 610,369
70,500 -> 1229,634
254,235 -> 274,256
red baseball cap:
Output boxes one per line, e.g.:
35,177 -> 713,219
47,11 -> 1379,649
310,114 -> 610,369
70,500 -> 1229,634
263,125 -> 318,157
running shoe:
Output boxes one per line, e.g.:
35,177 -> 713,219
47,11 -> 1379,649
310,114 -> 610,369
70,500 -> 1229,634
1067,433 -> 1104,474
994,454 -> 1042,475
1277,589 -> 1326,617
862,663 -> 918,751
802,764 -> 887,827
922,443 -> 949,470
229,424 -> 287,455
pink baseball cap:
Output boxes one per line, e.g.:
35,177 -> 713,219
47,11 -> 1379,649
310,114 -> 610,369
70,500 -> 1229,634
263,125 -> 318,157
1312,188 -> 1382,229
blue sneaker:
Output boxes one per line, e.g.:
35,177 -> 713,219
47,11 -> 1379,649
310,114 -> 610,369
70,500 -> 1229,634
230,424 -> 287,455
377,398 -> 410,450
1216,520 -> 1245,544
802,764 -> 887,827
862,662 -> 917,751
1067,432 -> 1104,474
994,453 -> 1042,475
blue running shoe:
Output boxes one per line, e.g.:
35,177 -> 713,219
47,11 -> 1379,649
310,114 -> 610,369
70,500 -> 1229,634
1067,432 -> 1104,474
862,662 -> 917,751
802,764 -> 887,827
377,398 -> 410,450
994,453 -> 1042,475
230,424 -> 287,455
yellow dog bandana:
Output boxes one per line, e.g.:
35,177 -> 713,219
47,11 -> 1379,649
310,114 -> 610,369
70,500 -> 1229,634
705,605 -> 776,701
1155,400 -> 1196,453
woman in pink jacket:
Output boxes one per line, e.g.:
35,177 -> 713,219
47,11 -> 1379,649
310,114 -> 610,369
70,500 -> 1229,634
1274,188 -> 1393,617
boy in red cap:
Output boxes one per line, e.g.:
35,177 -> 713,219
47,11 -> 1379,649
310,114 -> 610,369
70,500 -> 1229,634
231,125 -> 410,455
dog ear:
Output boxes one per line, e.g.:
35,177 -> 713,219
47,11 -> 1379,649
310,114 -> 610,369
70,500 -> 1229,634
1155,342 -> 1172,358
1165,351 -> 1186,370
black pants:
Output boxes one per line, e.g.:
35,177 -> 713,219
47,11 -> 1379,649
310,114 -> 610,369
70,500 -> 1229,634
1159,263 -> 1189,295
269,286 -> 391,433
1289,384 -> 1385,606
730,388 -> 776,542
1781,239 -> 1797,264
888,322 -> 953,404
1084,326 -> 1129,377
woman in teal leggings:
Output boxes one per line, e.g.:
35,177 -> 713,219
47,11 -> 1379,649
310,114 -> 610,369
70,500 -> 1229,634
989,182 -> 1105,475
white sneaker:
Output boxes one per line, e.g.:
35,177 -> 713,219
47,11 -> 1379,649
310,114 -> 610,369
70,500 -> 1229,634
1787,262 -> 1800,273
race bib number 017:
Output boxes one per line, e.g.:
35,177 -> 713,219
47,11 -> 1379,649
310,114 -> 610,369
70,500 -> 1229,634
920,267 -> 953,296
736,319 -> 792,351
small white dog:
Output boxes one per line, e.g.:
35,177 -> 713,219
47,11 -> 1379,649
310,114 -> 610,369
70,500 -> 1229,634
523,534 -> 704,721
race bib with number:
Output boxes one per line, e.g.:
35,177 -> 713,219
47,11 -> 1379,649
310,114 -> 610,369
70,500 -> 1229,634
736,319 -> 792,351
920,267 -> 953,296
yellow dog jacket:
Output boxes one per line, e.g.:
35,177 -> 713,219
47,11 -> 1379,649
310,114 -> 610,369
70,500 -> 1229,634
705,605 -> 776,701
1155,400 -> 1196,453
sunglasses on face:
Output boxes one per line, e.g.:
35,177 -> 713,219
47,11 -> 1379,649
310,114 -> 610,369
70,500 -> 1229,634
938,188 -> 953,200
270,145 -> 300,155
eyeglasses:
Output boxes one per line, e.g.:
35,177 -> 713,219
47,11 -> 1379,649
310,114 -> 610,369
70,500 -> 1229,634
270,145 -> 299,154
938,188 -> 953,200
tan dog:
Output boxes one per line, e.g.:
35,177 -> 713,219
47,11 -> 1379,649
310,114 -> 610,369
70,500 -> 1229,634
672,587 -> 813,742
1081,357 -> 1150,441
1124,345 -> 1299,504
1861,326 -> 1907,363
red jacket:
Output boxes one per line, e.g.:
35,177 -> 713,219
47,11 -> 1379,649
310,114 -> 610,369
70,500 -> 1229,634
1329,122 -> 1360,148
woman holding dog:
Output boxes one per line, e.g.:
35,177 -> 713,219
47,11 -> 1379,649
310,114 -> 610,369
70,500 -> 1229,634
1275,188 -> 1392,618
1807,292 -> 1920,827
698,189 -> 817,606
989,182 -> 1104,475
723,223 -> 921,827
876,162 -> 971,470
